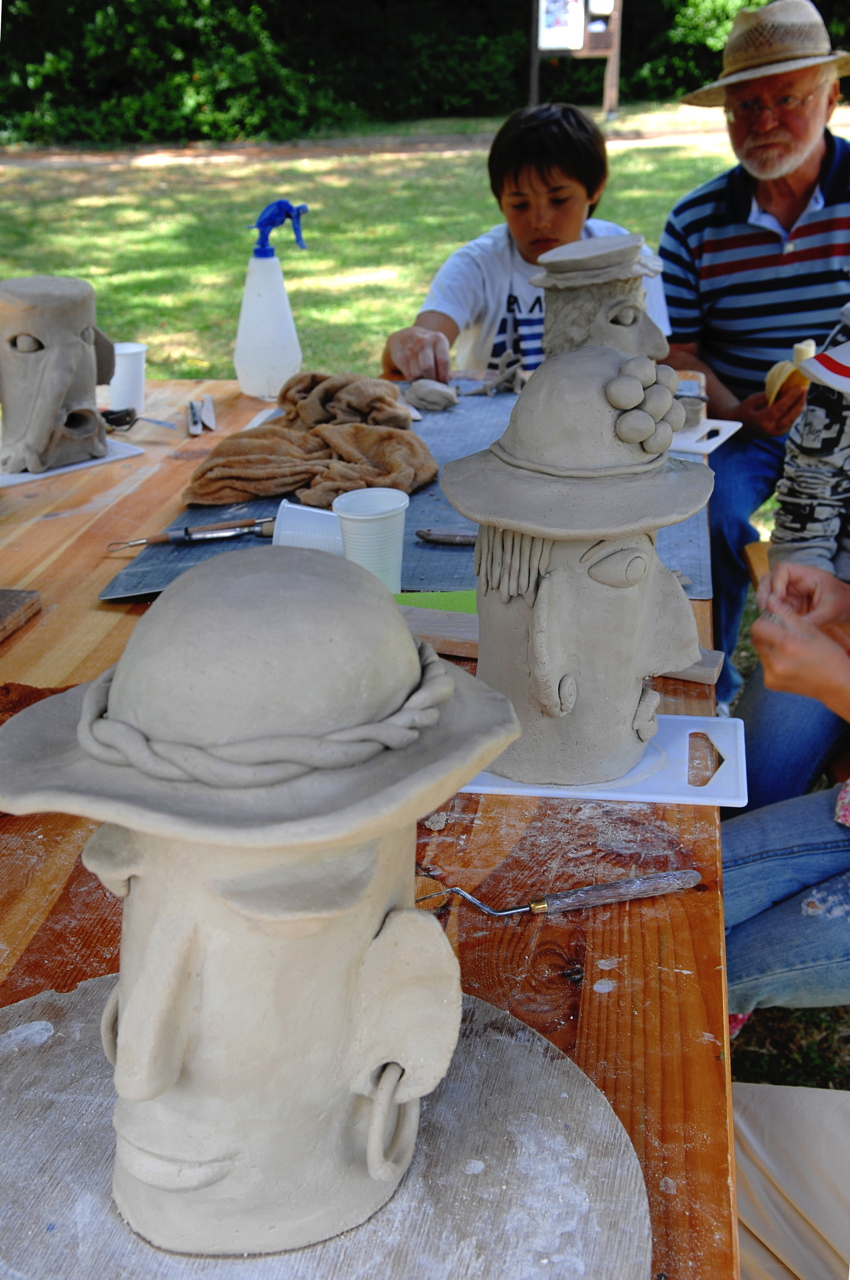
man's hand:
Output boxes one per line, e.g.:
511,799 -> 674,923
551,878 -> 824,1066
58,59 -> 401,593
751,607 -> 850,718
382,326 -> 452,383
757,563 -> 850,628
733,383 -> 807,438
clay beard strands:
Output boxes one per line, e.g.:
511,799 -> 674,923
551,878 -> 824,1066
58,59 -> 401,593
0,276 -> 113,474
0,547 -> 519,1255
530,234 -> 670,362
442,345 -> 714,786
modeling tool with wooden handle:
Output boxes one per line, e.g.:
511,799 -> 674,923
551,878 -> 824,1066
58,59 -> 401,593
107,517 -> 275,552
416,868 -> 702,917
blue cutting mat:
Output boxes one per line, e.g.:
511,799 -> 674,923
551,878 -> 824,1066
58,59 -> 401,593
100,384 -> 711,600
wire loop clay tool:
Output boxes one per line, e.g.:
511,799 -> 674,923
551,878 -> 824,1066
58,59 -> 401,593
416,868 -> 702,917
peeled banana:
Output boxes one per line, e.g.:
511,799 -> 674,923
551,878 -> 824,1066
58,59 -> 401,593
764,339 -> 816,406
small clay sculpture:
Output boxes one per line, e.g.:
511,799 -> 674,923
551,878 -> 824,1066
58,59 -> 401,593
442,345 -> 713,785
0,276 -> 114,474
404,378 -> 459,412
531,235 -> 669,361
0,548 -> 518,1255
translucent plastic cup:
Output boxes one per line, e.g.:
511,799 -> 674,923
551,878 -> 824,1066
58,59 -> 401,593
332,488 -> 409,593
272,499 -> 344,556
109,342 -> 148,414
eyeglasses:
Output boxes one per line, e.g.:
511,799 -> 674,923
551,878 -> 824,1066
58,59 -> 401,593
724,86 -> 824,124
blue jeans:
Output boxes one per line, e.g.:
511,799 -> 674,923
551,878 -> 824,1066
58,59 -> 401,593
723,785 -> 850,1011
709,431 -> 787,703
734,663 -> 850,814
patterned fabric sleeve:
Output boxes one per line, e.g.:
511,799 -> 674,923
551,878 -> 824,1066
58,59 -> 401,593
770,322 -> 850,577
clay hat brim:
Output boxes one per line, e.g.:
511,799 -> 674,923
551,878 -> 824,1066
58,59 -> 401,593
681,52 -> 850,107
441,450 -> 714,540
0,666 -> 519,848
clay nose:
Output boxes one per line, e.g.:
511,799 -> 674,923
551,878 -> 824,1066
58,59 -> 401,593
113,912 -> 197,1103
62,407 -> 100,438
642,315 -> 669,361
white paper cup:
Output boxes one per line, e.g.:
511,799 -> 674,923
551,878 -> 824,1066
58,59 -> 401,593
332,488 -> 409,593
109,342 -> 148,413
272,499 -> 344,556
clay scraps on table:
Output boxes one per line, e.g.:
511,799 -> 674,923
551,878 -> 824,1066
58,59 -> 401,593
183,371 -> 438,508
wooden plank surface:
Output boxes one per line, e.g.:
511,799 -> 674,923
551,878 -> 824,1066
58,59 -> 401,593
0,380 -> 737,1279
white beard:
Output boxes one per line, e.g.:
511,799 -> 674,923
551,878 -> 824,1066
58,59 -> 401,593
735,127 -> 823,180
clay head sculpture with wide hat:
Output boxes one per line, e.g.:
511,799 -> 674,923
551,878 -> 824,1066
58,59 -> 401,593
680,0 -> 850,108
442,345 -> 714,785
0,548 -> 519,1255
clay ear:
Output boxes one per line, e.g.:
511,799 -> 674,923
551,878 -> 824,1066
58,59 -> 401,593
94,328 -> 115,385
350,909 -> 461,1105
214,845 -> 376,930
82,823 -> 146,897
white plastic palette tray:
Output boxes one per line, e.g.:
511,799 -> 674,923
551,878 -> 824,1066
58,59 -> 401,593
462,714 -> 747,807
0,436 -> 144,488
670,417 -> 742,456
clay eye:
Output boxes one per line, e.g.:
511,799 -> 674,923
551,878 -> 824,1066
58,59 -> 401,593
610,307 -> 638,327
10,334 -> 44,352
587,548 -> 647,587
81,327 -> 95,344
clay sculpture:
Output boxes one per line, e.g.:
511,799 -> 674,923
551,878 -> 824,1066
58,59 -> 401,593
531,234 -> 669,362
0,276 -> 114,474
0,548 -> 519,1255
441,345 -> 713,785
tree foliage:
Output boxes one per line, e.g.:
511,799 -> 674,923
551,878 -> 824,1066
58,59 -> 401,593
0,0 -> 846,144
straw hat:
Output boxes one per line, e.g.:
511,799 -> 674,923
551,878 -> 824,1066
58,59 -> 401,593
441,345 -> 713,540
0,549 -> 518,847
682,0 -> 850,108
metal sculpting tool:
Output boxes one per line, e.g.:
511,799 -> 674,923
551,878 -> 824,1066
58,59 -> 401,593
107,517 -> 275,553
416,868 -> 702,917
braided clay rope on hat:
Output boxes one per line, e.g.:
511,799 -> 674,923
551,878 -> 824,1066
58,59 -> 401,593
77,640 -> 454,788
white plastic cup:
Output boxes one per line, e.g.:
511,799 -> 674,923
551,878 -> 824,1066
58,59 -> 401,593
109,342 -> 148,413
332,488 -> 409,593
272,499 -> 344,556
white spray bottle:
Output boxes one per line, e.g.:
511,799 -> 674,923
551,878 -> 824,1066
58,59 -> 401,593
234,199 -> 308,399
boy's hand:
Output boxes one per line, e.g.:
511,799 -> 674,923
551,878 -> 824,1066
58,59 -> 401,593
752,607 -> 850,716
382,326 -> 452,383
757,563 -> 850,628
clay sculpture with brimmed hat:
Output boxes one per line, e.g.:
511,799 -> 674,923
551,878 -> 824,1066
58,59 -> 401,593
0,548 -> 519,1255
530,234 -> 670,363
442,345 -> 714,785
680,0 -> 850,109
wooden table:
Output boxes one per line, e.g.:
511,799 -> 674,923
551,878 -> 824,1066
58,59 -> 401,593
0,381 -> 738,1279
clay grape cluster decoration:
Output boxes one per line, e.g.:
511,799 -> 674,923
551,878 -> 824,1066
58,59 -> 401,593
605,358 -> 685,455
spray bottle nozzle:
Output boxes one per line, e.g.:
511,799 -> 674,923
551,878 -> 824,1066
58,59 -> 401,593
248,200 -> 308,257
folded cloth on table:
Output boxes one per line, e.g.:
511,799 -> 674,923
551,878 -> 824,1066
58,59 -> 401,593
183,371 -> 437,508
277,371 -> 413,430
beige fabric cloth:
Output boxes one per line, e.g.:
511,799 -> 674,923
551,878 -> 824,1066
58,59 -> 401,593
735,1083 -> 850,1280
183,372 -> 437,508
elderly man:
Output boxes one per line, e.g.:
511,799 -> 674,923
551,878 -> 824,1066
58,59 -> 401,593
659,0 -> 850,708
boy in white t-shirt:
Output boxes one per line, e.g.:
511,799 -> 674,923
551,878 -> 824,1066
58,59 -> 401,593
382,103 -> 669,382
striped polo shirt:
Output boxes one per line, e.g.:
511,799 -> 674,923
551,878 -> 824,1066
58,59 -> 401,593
659,131 -> 850,399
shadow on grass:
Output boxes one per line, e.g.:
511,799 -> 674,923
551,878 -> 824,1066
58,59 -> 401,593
732,1005 -> 850,1089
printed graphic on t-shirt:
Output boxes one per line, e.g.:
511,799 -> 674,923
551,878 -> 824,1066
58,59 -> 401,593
488,293 -> 545,373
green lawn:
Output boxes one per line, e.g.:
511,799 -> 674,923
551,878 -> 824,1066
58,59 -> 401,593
0,133 -> 733,380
